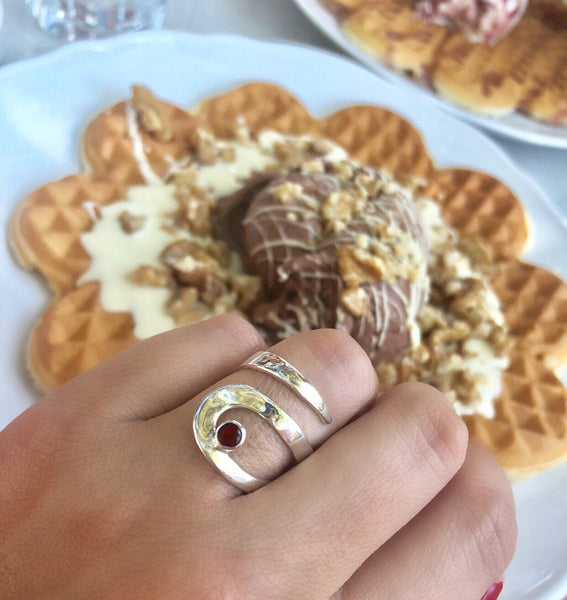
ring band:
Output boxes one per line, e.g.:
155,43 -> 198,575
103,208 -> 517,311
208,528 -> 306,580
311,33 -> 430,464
193,352 -> 332,493
241,351 -> 332,424
193,384 -> 313,492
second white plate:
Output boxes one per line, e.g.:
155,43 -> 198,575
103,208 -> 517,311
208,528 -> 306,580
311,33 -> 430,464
293,0 -> 567,149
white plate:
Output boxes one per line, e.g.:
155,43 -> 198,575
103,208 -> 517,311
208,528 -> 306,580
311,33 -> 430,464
292,0 -> 567,149
0,31 -> 566,600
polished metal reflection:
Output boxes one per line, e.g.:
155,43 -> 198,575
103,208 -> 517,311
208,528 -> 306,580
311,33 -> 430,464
242,351 -> 332,424
193,384 -> 313,493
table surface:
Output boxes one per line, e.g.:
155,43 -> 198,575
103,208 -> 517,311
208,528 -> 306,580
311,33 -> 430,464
1,0 -> 566,224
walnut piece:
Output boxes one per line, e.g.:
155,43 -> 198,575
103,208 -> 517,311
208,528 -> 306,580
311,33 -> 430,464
119,211 -> 147,234
355,172 -> 384,198
272,182 -> 303,205
160,240 -> 203,267
231,274 -> 263,310
321,190 -> 365,231
200,277 -> 228,306
340,287 -> 369,318
330,161 -> 354,181
185,197 -> 212,235
338,245 -> 384,288
128,265 -> 172,287
430,320 -> 471,347
219,146 -> 237,162
274,140 -> 302,167
194,129 -> 217,165
300,158 -> 325,173
167,288 -> 209,325
173,255 -> 219,289
132,85 -> 172,143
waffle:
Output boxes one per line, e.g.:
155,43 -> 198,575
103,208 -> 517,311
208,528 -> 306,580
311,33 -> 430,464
332,0 -> 567,125
10,175 -> 127,295
464,350 -> 567,477
28,282 -> 136,392
419,168 -> 529,261
491,259 -> 567,370
83,96 -> 202,185
9,83 -> 567,475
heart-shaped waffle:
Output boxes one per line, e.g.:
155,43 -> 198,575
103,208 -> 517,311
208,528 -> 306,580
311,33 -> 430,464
9,83 -> 567,476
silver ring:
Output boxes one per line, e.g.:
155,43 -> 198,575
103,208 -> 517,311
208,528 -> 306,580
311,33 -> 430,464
241,351 -> 332,424
193,352 -> 332,493
193,384 -> 313,492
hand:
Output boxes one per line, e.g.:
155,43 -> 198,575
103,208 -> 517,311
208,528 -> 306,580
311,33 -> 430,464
0,315 -> 517,600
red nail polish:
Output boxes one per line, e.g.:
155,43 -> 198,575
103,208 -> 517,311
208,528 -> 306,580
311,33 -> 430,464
481,581 -> 504,600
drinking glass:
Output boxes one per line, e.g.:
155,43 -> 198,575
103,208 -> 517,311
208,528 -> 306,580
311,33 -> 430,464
26,0 -> 167,40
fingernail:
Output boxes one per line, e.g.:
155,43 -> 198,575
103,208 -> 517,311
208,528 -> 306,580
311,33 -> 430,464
480,581 -> 504,600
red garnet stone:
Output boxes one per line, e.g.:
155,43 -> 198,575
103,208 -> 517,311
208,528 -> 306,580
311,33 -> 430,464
217,422 -> 243,448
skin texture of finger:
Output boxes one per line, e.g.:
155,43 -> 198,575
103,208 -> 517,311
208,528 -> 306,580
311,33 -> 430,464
43,314 -> 266,420
338,442 -> 517,600
157,327 -> 379,499
232,382 -> 469,599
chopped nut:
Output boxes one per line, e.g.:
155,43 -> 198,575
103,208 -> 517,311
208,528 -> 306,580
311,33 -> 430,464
160,240 -> 197,267
430,320 -> 471,346
383,180 -> 400,195
274,140 -> 302,166
272,182 -> 303,205
286,212 -> 298,223
321,190 -> 361,228
184,197 -> 212,235
338,245 -> 385,288
218,146 -> 237,162
173,168 -> 208,200
449,279 -> 493,325
213,291 -> 239,315
330,161 -> 354,181
173,254 -> 219,289
310,138 -> 336,155
167,288 -> 209,325
417,305 -> 446,333
376,363 -> 399,388
355,234 -> 370,250
128,265 -> 172,287
231,274 -> 263,310
234,118 -> 252,144
194,129 -> 217,165
206,240 -> 232,269
355,173 -> 384,197
340,287 -> 369,318
200,277 -> 228,306
300,158 -> 325,173
131,85 -> 172,142
160,240 -> 216,270
119,211 -> 147,234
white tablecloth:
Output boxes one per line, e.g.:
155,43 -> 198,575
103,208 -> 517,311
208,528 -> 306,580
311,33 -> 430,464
1,0 -> 566,223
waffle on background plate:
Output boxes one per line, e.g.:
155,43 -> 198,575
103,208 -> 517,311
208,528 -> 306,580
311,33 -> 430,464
321,0 -> 567,126
9,83 -> 567,478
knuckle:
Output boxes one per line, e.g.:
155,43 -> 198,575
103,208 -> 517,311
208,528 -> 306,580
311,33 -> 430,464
399,383 -> 468,483
301,328 -> 378,394
212,313 -> 264,347
464,480 -> 518,575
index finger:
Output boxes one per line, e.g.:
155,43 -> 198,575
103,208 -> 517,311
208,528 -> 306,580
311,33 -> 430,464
47,314 -> 266,420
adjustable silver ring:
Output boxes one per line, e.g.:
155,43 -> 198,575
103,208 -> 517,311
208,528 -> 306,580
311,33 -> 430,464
241,351 -> 332,424
193,384 -> 313,492
193,352 -> 332,493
